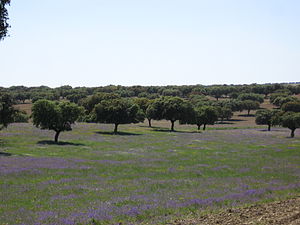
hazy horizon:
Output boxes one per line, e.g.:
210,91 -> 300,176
1,0 -> 300,87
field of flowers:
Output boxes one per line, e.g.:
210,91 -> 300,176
0,122 -> 300,224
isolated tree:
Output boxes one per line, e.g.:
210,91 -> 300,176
0,93 -> 16,129
0,0 -> 10,40
255,109 -> 280,131
150,96 -> 193,131
32,100 -> 83,142
281,112 -> 300,138
242,100 -> 260,115
94,98 -> 144,134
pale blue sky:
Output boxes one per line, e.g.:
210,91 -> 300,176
0,0 -> 299,87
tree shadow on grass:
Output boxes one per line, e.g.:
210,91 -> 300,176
228,119 -> 245,122
259,129 -> 283,132
152,129 -> 201,134
0,152 -> 12,156
217,121 -> 235,125
95,131 -> 142,136
37,140 -> 85,146
139,125 -> 163,129
238,114 -> 255,117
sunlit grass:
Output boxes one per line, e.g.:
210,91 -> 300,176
0,123 -> 299,224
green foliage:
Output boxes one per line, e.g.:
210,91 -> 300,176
145,104 -> 156,127
80,93 -> 120,113
181,105 -> 218,130
225,99 -> 244,112
238,93 -> 264,103
269,92 -> 289,104
149,96 -> 193,131
13,92 -> 29,103
281,112 -> 300,137
241,100 -> 260,115
13,110 -> 29,123
32,100 -> 83,142
31,91 -> 60,103
216,107 -> 233,121
162,88 -> 181,97
272,96 -> 298,108
133,97 -> 151,112
208,87 -> 224,100
255,109 -> 281,131
134,98 -> 153,127
281,101 -> 300,112
287,85 -> 300,95
0,93 -> 15,129
65,93 -> 87,104
0,0 -> 10,41
188,94 -> 211,107
94,98 -> 144,133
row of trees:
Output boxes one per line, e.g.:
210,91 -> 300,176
31,94 -> 300,142
1,93 -> 300,142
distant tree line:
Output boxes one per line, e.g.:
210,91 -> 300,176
1,83 -> 300,105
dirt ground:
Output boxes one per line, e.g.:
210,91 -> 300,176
171,197 -> 300,225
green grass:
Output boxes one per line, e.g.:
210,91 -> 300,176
0,122 -> 299,224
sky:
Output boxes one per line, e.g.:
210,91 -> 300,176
0,0 -> 300,87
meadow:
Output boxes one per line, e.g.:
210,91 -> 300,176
0,121 -> 300,224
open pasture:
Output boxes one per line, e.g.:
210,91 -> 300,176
0,122 -> 300,224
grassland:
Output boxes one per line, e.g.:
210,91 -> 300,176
0,121 -> 300,225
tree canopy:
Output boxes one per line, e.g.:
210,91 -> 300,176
149,96 -> 193,131
0,0 -> 10,41
94,98 -> 144,134
238,93 -> 264,103
181,105 -> 218,130
255,109 -> 280,131
32,100 -> 83,142
282,101 -> 300,113
281,112 -> 300,138
242,100 -> 260,115
0,93 -> 15,129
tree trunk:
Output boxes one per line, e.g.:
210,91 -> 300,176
197,124 -> 201,130
114,124 -> 119,134
148,118 -> 152,127
170,120 -> 175,131
54,131 -> 61,143
268,124 -> 271,131
291,129 -> 295,138
247,109 -> 250,115
203,124 -> 206,130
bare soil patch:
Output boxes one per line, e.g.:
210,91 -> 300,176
171,197 -> 300,225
